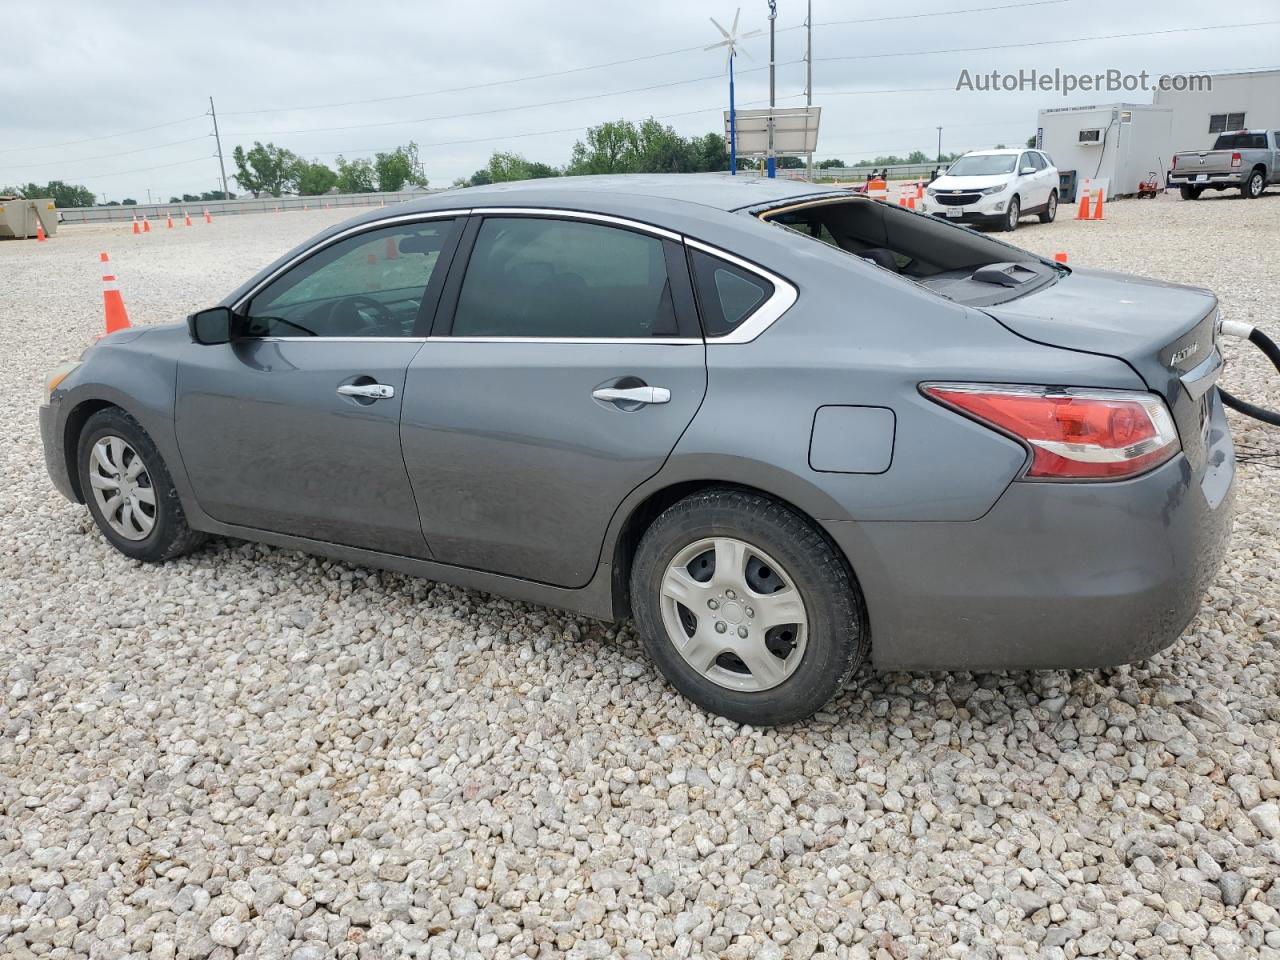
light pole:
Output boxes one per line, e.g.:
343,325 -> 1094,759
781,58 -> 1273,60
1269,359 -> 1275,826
766,0 -> 777,178
936,127 -> 943,163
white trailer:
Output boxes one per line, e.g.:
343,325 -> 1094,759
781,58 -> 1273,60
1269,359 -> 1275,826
1036,103 -> 1174,199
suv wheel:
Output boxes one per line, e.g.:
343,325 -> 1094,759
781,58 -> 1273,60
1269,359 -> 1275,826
1038,190 -> 1058,223
1242,170 -> 1265,199
1001,196 -> 1020,232
1179,185 -> 1202,200
77,407 -> 205,562
630,488 -> 867,725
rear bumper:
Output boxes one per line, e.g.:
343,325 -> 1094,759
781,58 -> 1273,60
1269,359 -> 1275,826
40,400 -> 77,502
824,391 -> 1235,670
1171,173 -> 1244,188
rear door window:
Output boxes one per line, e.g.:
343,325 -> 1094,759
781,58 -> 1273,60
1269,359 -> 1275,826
688,248 -> 775,338
450,217 -> 681,338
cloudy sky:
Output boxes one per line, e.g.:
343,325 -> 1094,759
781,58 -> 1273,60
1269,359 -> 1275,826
2,0 -> 1277,201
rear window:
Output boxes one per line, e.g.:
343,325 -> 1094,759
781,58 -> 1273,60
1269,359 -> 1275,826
688,249 -> 773,338
1212,132 -> 1267,150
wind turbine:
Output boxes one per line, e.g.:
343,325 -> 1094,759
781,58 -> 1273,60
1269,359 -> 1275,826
706,10 -> 761,176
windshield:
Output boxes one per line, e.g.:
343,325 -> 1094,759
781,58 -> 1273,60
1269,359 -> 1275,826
946,154 -> 1017,176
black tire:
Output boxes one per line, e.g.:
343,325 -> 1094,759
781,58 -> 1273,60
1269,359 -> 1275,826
1038,189 -> 1058,223
1242,170 -> 1265,199
630,488 -> 868,725
1000,196 -> 1020,232
77,407 -> 205,563
1179,185 -> 1202,200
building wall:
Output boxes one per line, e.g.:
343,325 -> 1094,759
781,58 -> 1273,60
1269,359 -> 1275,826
1154,70 -> 1280,151
1037,103 -> 1173,196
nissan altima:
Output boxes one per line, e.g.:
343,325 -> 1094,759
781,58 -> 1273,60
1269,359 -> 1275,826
40,174 -> 1235,724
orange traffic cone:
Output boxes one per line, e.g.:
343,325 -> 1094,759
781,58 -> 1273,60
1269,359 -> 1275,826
183,210 -> 193,227
142,217 -> 151,233
1091,189 -> 1105,220
1075,189 -> 1092,220
203,208 -> 212,224
384,236 -> 399,260
906,193 -> 917,210
132,215 -> 140,235
166,212 -> 174,229
36,215 -> 46,243
100,253 -> 131,334
1053,251 -> 1069,264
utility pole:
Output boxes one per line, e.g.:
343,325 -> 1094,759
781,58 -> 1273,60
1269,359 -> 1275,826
936,126 -> 943,163
209,96 -> 230,200
766,0 -> 777,178
805,0 -> 813,181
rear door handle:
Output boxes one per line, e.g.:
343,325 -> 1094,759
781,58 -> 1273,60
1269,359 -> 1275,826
592,386 -> 671,405
337,383 -> 395,399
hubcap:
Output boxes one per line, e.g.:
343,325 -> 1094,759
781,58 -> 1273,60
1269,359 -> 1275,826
1048,194 -> 1056,217
659,537 -> 808,692
1008,201 -> 1019,228
89,436 -> 156,541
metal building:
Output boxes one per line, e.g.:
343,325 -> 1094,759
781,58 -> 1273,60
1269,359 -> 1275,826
1154,68 -> 1280,152
1036,103 -> 1174,199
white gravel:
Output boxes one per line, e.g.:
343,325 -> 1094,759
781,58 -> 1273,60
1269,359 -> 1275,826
2,193 -> 1279,960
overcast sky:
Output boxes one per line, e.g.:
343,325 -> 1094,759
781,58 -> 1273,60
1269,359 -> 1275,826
2,0 -> 1277,201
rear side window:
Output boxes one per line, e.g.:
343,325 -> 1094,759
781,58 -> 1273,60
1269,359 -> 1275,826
689,248 -> 774,338
451,217 -> 678,338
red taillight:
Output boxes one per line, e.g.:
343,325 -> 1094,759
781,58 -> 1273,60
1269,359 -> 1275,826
924,384 -> 1180,480
1231,152 -> 1242,168
1172,155 -> 1178,169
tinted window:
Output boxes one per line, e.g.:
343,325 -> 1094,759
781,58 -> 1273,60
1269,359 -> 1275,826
451,217 -> 677,338
1211,132 -> 1267,150
689,248 -> 774,338
248,220 -> 454,337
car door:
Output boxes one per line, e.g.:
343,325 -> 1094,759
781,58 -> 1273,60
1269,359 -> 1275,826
400,212 -> 707,588
1017,151 -> 1044,208
176,215 -> 464,556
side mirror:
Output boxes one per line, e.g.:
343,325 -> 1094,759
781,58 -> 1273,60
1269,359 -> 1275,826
188,306 -> 235,344
1020,166 -> 1036,176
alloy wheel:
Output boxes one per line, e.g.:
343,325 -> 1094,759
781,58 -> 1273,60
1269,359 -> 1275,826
89,435 -> 156,541
659,537 -> 808,692
1006,198 -> 1020,231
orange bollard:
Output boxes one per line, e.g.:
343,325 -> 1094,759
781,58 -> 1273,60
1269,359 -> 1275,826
166,213 -> 174,229
183,210 -> 193,227
132,215 -> 140,235
100,252 -> 132,334
1091,189 -> 1105,220
36,216 -> 47,242
203,208 -> 212,224
1054,252 -> 1069,264
142,217 -> 151,233
1075,189 -> 1091,220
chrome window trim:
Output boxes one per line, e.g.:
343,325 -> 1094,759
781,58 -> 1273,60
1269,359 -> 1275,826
230,208 -> 472,314
425,337 -> 700,345
247,337 -> 429,343
470,207 -> 682,241
683,238 -> 799,345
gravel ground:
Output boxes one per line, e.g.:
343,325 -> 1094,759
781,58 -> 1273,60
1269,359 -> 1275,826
2,193 -> 1279,960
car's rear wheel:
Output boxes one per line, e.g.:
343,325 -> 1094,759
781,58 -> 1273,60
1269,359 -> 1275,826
77,407 -> 205,562
1038,190 -> 1058,223
1001,196 -> 1020,232
630,488 -> 867,725
1242,170 -> 1265,199
1179,185 -> 1202,200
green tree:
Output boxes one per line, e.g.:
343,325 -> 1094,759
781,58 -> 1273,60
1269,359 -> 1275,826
335,155 -> 377,193
17,180 -> 96,207
691,132 -> 728,172
200,190 -> 234,201
816,158 -> 846,169
121,198 -> 137,205
374,142 -> 428,192
1026,135 -> 1037,148
231,141 -> 300,197
296,160 -> 338,196
568,119 -> 641,175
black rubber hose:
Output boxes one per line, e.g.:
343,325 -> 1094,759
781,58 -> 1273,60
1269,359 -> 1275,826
1220,326 -> 1280,427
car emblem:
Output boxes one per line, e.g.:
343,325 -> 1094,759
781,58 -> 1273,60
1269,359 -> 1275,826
1198,157 -> 1205,165
952,190 -> 962,194
1170,342 -> 1199,365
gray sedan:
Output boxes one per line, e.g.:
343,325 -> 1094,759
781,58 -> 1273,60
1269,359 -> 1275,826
40,174 -> 1235,724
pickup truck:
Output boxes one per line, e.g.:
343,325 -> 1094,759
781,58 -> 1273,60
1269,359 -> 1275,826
1170,129 -> 1280,200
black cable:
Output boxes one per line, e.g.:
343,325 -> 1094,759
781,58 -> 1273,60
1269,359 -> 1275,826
1221,327 -> 1280,427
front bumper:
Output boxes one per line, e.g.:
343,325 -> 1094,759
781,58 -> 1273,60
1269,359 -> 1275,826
824,390 -> 1235,670
922,193 -> 1011,225
40,400 -> 78,502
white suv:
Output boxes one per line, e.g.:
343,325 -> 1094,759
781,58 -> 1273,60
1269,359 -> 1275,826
922,148 -> 1059,232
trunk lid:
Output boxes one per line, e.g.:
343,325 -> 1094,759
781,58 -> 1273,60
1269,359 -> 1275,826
1173,149 -> 1238,175
983,267 -> 1222,473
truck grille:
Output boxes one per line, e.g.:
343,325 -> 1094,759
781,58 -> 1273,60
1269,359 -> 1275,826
935,192 -> 982,206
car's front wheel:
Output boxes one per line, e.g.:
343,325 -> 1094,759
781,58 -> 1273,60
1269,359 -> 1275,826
1001,196 -> 1020,232
630,488 -> 867,725
1038,190 -> 1058,223
77,407 -> 205,562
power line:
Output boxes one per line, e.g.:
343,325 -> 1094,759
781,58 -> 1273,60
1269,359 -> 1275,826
0,115 -> 206,157
0,136 -> 211,173
815,20 -> 1280,63
219,0 -> 1073,119
224,62 -> 803,139
46,154 -> 218,184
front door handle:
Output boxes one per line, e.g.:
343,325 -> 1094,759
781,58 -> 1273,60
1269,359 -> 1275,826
592,385 -> 671,405
337,383 -> 395,400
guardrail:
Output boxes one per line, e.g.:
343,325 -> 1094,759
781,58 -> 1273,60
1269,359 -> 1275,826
55,190 -> 447,224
